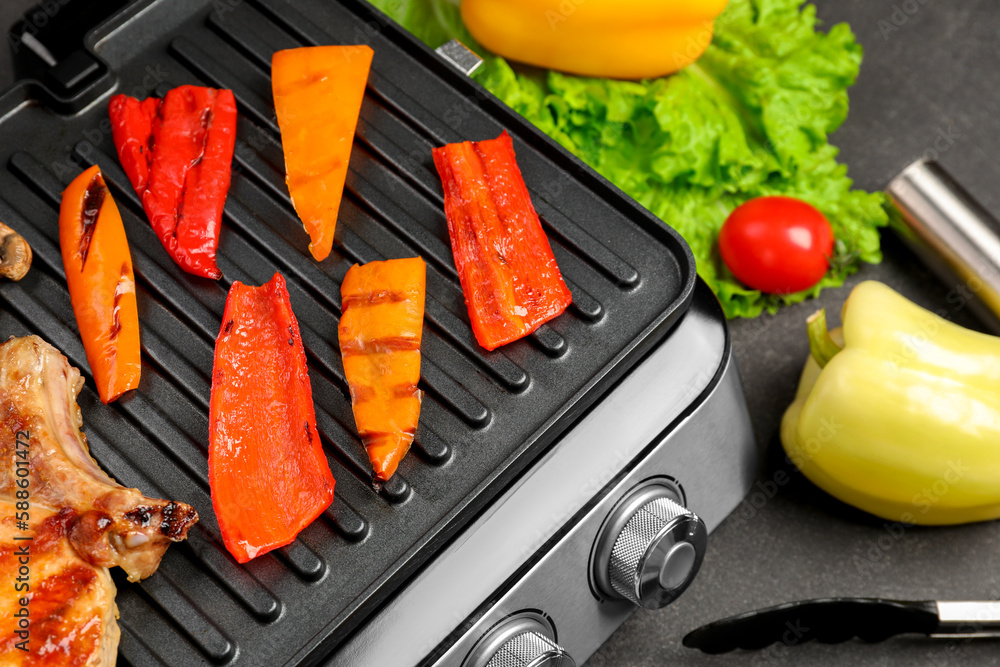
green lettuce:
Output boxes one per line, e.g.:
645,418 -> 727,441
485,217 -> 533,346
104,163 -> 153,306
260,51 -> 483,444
368,0 -> 888,317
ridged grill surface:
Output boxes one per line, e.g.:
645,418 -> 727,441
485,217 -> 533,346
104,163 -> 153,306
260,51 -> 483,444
609,497 -> 689,603
0,0 -> 694,664
485,631 -> 561,667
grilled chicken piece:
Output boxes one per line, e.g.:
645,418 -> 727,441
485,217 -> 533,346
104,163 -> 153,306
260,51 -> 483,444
0,335 -> 198,582
0,499 -> 119,666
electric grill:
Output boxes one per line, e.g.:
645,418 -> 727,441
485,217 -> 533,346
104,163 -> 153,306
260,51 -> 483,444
1,0 -> 757,664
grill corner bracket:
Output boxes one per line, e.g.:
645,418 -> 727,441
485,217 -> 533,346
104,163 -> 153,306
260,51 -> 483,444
435,39 -> 484,76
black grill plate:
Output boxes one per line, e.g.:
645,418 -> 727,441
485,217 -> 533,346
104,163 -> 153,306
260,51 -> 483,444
0,0 -> 695,664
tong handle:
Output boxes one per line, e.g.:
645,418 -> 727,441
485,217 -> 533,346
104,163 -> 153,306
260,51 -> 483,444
682,597 -> 939,654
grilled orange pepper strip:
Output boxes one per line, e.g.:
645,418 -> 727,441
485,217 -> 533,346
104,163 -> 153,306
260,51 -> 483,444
59,165 -> 140,403
339,257 -> 426,482
271,45 -> 373,262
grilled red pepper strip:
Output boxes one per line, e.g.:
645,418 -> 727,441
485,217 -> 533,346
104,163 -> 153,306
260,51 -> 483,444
208,273 -> 335,563
109,85 -> 237,280
432,130 -> 573,350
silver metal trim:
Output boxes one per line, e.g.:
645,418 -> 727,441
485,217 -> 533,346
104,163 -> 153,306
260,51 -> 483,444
22,32 -> 58,68
934,601 -> 1000,636
435,39 -> 484,76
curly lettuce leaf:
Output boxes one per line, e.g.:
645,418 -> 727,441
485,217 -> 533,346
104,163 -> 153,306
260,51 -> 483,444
367,0 -> 888,318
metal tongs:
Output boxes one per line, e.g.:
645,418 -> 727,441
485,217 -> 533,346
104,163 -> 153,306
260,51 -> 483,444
683,597 -> 1000,654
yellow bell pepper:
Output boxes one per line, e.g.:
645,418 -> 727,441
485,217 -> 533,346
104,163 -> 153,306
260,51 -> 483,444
460,0 -> 730,80
781,281 -> 1000,525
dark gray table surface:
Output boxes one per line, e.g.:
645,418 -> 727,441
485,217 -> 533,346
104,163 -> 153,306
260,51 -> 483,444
3,1 -> 1000,666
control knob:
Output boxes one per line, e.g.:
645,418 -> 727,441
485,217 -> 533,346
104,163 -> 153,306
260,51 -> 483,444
463,613 -> 575,667
592,483 -> 707,609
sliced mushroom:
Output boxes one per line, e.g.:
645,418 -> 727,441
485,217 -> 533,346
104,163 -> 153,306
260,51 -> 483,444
0,220 -> 32,281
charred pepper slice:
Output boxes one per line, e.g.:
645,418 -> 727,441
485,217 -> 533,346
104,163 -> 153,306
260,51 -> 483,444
432,130 -> 573,350
109,85 -> 237,280
339,257 -> 426,482
59,165 -> 141,404
271,45 -> 374,262
209,273 -> 335,562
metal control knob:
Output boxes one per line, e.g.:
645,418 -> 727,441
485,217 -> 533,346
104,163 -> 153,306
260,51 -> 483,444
464,613 -> 575,667
593,483 -> 707,609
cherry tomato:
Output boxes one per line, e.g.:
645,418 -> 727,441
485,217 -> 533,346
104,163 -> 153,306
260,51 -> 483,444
718,196 -> 834,295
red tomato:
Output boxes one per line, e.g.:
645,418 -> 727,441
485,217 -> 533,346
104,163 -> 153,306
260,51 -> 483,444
718,196 -> 834,295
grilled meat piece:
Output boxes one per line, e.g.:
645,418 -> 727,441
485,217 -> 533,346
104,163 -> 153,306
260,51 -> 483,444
0,335 -> 198,582
0,219 -> 32,281
0,499 -> 119,666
